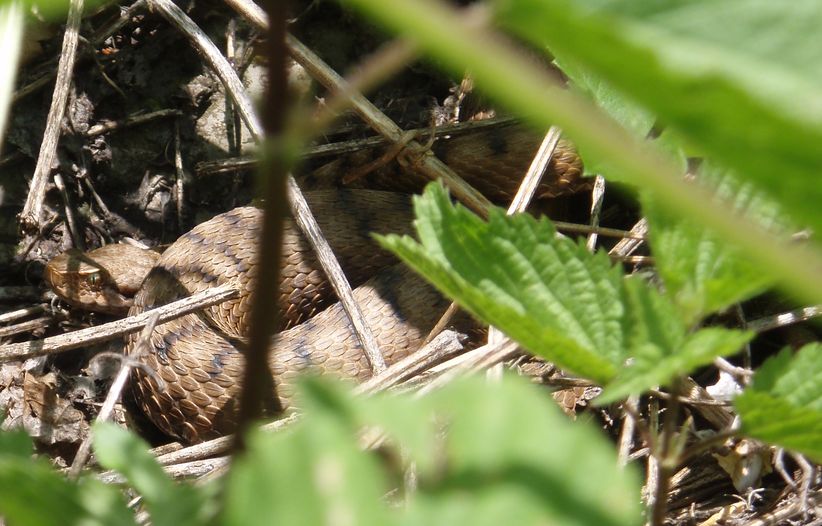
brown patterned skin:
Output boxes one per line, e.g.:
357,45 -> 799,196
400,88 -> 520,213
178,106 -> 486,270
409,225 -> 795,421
46,129 -> 588,444
309,122 -> 589,200
432,125 -> 584,200
125,190 -> 466,443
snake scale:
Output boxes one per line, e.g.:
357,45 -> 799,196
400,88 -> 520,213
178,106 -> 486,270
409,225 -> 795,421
45,123 -> 588,444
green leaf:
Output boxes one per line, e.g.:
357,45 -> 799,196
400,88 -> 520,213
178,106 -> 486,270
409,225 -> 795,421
0,426 -> 34,458
0,439 -> 132,526
93,423 -> 214,526
345,375 -> 642,526
223,379 -> 393,526
601,326 -> 753,405
622,275 -> 687,356
643,165 -> 785,324
735,344 -> 822,462
378,183 -> 626,384
599,276 -> 753,403
493,0 -> 822,237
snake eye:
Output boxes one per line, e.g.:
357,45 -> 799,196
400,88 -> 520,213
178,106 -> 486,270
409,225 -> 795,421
87,272 -> 102,289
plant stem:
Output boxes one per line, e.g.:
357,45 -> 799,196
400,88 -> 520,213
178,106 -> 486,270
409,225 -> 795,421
650,377 -> 683,526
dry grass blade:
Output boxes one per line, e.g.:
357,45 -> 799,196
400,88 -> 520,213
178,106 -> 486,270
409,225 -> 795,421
18,0 -> 84,233
0,285 -> 238,361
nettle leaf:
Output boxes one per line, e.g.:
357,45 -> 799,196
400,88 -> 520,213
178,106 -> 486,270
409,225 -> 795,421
562,64 -> 654,140
493,0 -> 822,235
0,428 -> 132,526
223,380 -> 393,526
623,275 -> 686,355
601,327 -> 754,404
599,277 -> 753,403
93,423 -> 214,526
378,183 -> 626,384
643,165 -> 786,324
382,184 -> 753,402
296,376 -> 641,526
552,48 -> 696,183
735,344 -> 822,462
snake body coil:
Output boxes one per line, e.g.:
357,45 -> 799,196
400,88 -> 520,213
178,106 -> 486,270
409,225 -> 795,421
45,124 -> 588,444
126,190 -> 465,443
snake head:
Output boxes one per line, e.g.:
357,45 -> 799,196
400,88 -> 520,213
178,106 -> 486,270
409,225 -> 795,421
45,245 -> 160,315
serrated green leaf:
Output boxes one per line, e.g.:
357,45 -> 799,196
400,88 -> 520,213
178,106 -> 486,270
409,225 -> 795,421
343,375 -> 642,526
493,0 -> 822,236
623,275 -> 686,355
602,326 -> 754,404
0,448 -> 132,526
223,379 -> 393,526
600,290 -> 754,405
93,423 -> 213,526
735,344 -> 822,462
378,183 -> 626,384
643,165 -> 785,324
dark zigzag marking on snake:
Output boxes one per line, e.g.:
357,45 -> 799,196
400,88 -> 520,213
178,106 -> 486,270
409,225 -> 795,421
154,317 -> 242,378
177,230 -> 251,283
291,317 -> 319,369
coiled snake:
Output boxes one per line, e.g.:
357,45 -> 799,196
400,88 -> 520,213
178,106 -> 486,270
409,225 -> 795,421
45,125 -> 587,443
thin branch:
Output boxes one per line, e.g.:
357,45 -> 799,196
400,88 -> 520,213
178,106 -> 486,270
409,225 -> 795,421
355,329 -> 468,395
649,377 -> 683,526
0,305 -> 46,324
415,339 -> 521,398
196,116 -> 524,174
232,0 -> 289,451
617,395 -> 638,466
0,316 -> 55,338
68,312 -> 161,479
85,108 -> 182,136
746,305 -> 822,333
18,0 -> 84,233
0,285 -> 238,361
52,173 -> 83,250
609,218 -> 648,258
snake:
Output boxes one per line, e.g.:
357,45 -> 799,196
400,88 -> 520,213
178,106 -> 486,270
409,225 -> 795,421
45,124 -> 587,444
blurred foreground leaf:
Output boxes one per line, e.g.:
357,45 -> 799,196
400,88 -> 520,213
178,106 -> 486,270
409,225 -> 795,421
94,423 -> 215,526
231,375 -> 643,526
0,428 -> 132,526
